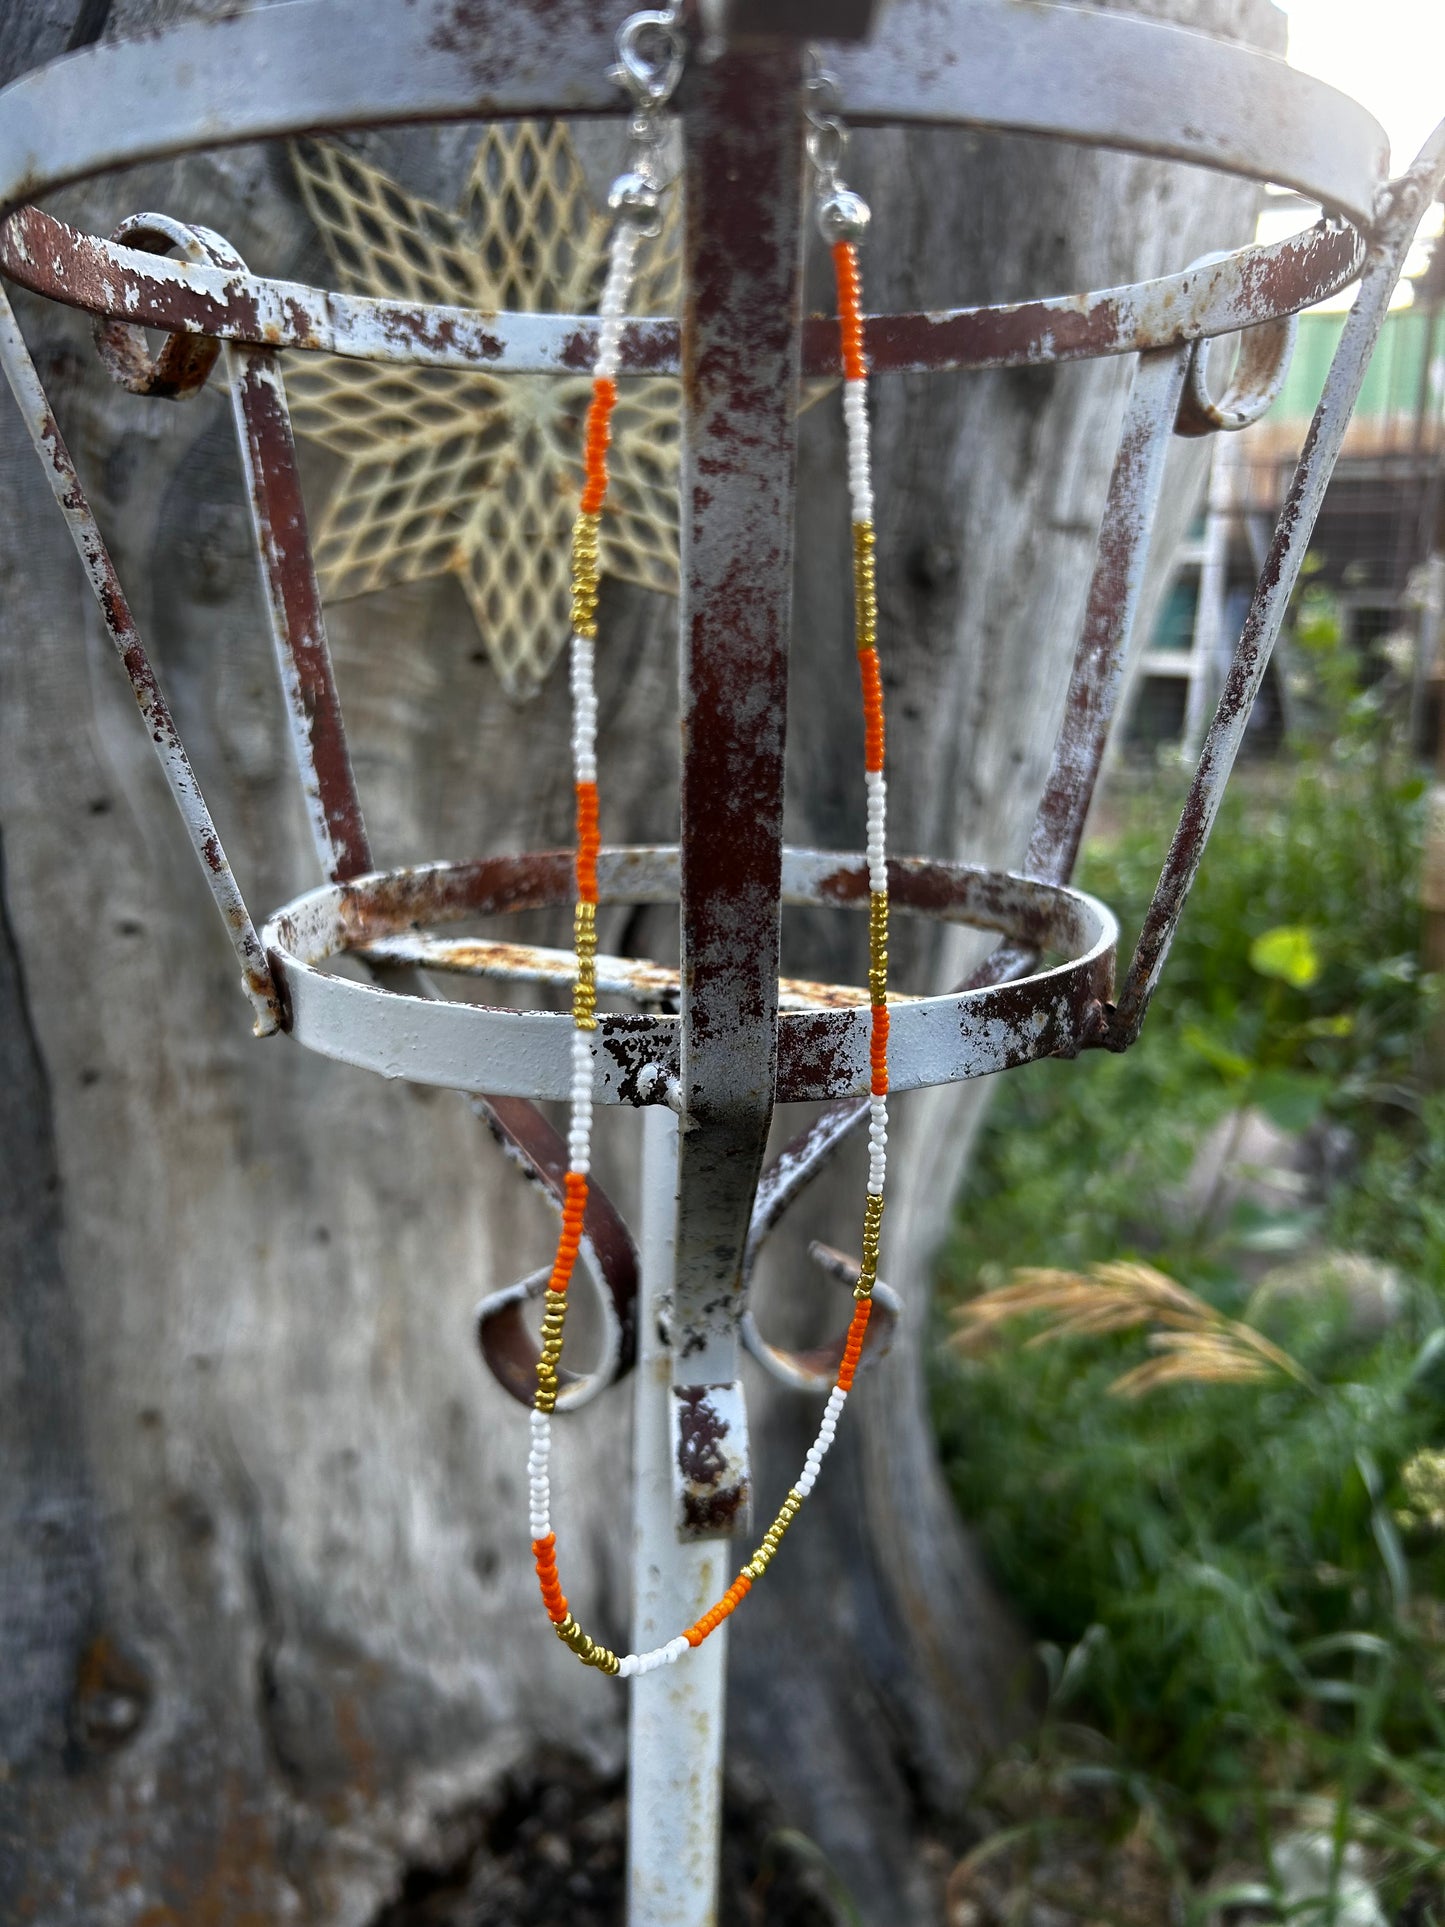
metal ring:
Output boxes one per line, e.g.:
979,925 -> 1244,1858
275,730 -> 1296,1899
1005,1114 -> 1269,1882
806,118 -> 846,179
1172,250 -> 1300,435
91,212 -> 231,398
614,12 -> 685,108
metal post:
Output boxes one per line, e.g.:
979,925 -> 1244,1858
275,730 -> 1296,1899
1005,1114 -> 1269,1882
628,1103 -> 730,1926
1181,435 -> 1233,760
667,41 -> 807,1539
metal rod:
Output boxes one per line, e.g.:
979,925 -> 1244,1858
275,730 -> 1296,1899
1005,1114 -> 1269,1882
669,41 -> 807,1532
226,337 -> 374,882
0,284 -> 281,1033
0,205 -> 1364,379
1114,122 -> 1445,1043
627,1103 -> 729,1927
1025,344 -> 1190,884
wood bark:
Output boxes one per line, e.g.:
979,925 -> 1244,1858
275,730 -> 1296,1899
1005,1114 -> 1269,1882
0,2 -> 1278,1920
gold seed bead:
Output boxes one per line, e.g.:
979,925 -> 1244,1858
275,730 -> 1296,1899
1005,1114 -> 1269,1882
853,522 -> 878,652
570,513 -> 602,638
868,891 -> 888,952
553,1615 -> 620,1675
573,903 -> 598,1024
856,1192 -> 885,1297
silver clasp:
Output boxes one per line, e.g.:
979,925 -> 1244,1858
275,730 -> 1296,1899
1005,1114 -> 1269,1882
611,9 -> 686,112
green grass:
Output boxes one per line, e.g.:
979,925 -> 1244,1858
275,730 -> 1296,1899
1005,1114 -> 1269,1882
931,595 -> 1445,1918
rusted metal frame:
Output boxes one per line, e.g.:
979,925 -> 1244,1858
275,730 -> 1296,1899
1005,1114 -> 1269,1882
1175,307 -> 1299,438
741,924 -> 1043,1299
626,1104 -> 732,1926
739,1243 -> 902,1393
474,1094 -> 636,1411
665,45 -> 808,1537
0,0 -> 1386,227
738,349 -> 1189,1344
1026,345 -> 1192,884
260,850 -> 1117,1104
1113,122 -> 1445,1045
0,205 -> 1364,379
67,207 -> 639,1409
0,0 -> 623,221
0,285 -> 281,1034
128,222 -> 374,886
829,0 -> 1388,226
226,359 -> 372,878
188,226 -> 643,1410
740,324 -> 1288,1302
360,930 -> 923,1012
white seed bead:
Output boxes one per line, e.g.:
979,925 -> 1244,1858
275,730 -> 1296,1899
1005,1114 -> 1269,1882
843,382 -> 874,522
595,227 -> 641,378
865,770 -> 886,825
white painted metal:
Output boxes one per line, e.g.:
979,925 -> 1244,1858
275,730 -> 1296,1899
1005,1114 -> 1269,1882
628,1105 -> 729,1927
0,206 -> 1366,375
260,853 -> 1119,1102
1181,438 -> 1234,759
0,0 -> 1389,224
834,1 -> 1388,223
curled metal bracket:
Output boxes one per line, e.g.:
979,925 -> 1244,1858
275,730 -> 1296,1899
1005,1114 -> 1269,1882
474,1093 -> 638,1411
93,211 -> 227,398
741,1244 -> 900,1393
1174,250 -> 1299,437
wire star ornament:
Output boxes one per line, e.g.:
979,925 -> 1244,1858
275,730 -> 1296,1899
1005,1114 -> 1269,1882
284,126 -> 683,699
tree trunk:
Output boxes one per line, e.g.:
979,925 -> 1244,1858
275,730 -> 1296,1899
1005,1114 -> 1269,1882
0,2 -> 1277,1921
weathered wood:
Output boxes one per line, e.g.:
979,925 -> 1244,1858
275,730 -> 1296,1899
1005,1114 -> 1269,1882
0,1 -> 1276,1919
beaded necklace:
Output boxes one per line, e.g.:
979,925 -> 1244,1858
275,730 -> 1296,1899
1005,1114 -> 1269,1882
529,16 -> 889,1678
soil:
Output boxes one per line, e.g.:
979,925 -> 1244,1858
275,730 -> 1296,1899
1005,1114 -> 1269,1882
370,1748 -> 845,1927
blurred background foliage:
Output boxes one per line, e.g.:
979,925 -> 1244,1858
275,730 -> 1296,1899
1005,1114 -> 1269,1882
931,586 -> 1445,1923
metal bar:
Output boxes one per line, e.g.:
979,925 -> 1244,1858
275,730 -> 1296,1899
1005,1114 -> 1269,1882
226,339 -> 373,881
0,206 -> 1364,379
1025,345 -> 1190,883
0,284 -> 280,1034
828,0 -> 1388,224
1179,437 -> 1234,760
668,41 -> 807,1532
0,0 -> 1387,225
627,1105 -> 729,1927
1114,122 -> 1445,1043
262,851 -> 1116,1101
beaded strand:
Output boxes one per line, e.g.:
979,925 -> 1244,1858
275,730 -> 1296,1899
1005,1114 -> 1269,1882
529,93 -> 888,1680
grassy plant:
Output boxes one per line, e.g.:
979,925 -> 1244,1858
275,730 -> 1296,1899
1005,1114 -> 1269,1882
932,594 -> 1445,1918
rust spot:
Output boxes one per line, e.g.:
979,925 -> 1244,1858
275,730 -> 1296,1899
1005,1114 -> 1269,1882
71,1632 -> 150,1754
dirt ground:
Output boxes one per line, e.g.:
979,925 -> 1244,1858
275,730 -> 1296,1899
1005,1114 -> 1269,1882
371,1749 -> 846,1927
